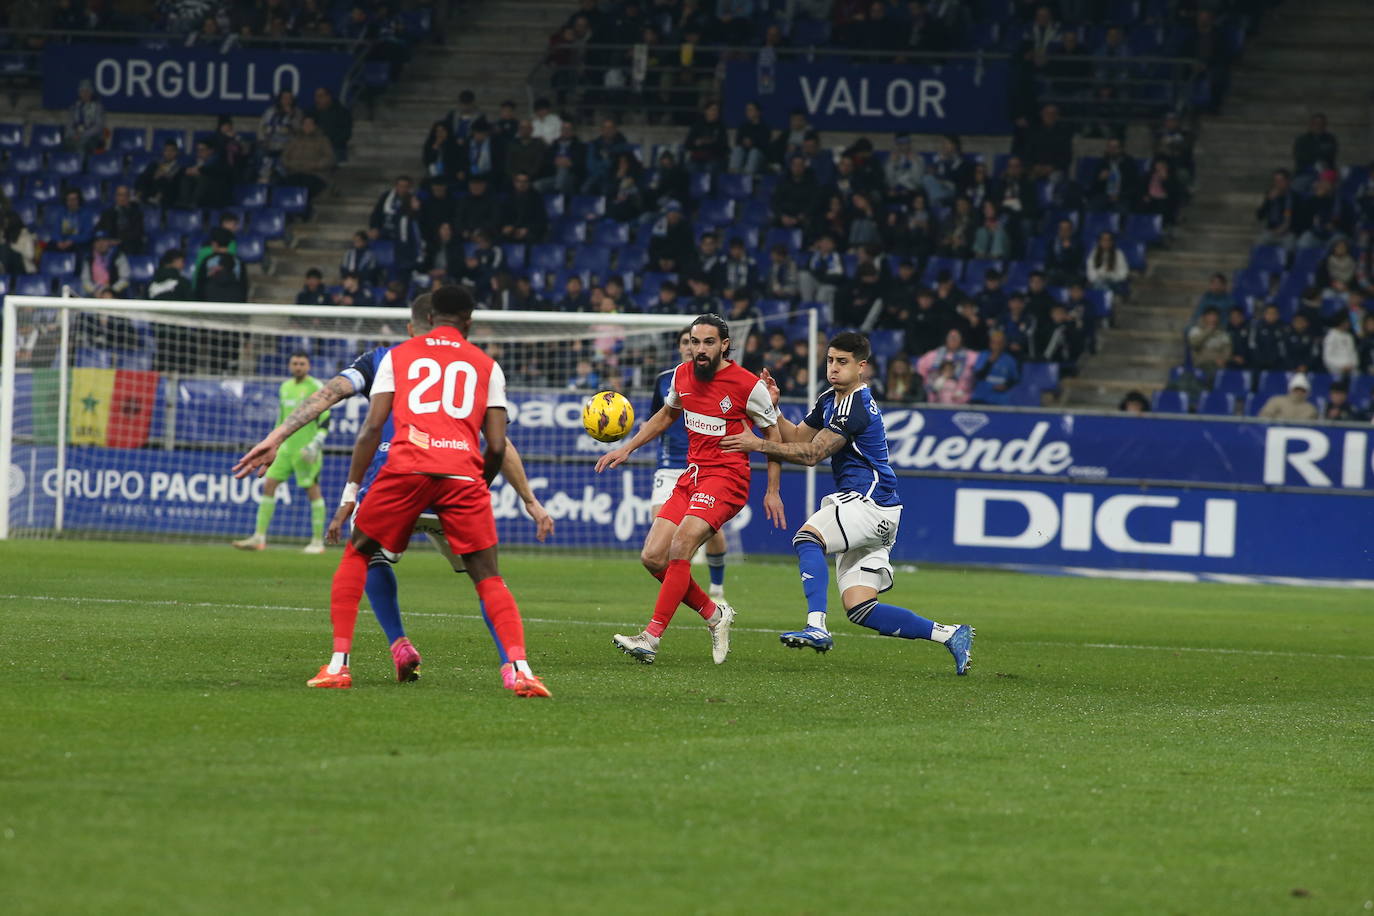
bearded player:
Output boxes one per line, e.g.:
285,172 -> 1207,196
721,331 -> 974,675
653,326 -> 730,601
232,294 -> 553,689
595,313 -> 787,665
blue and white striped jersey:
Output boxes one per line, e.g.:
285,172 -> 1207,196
803,385 -> 901,508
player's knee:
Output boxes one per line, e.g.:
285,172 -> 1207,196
640,549 -> 667,574
792,529 -> 826,552
367,552 -> 394,570
845,598 -> 877,626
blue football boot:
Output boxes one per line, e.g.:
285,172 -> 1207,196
946,624 -> 974,675
779,626 -> 833,653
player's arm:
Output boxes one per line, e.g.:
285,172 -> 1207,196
233,374 -> 354,477
723,426 -> 847,467
757,368 -> 816,444
594,404 -> 682,472
759,423 -> 787,529
501,439 -> 554,542
481,406 -> 508,486
328,392 -> 393,543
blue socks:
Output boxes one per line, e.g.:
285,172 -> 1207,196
706,551 -> 726,588
479,600 -> 511,665
853,602 -> 935,640
365,559 -> 512,666
365,560 -> 406,644
794,540 -> 830,616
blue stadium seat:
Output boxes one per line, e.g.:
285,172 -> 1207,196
1168,365 -> 1203,387
1305,372 -> 1333,401
591,220 -> 630,247
530,243 -> 567,273
40,251 -> 76,277
1003,260 -> 1036,291
236,233 -> 266,264
149,230 -> 181,257
0,175 -> 18,199
764,227 -> 802,253
86,153 -> 124,179
1080,211 -> 1120,242
542,193 -> 565,220
965,258 -> 1002,283
0,122 -> 22,149
1255,370 -> 1289,401
165,209 -> 203,235
27,176 -> 59,202
1249,244 -> 1286,275
191,130 -> 216,150
1124,213 -> 1163,246
752,174 -> 779,202
921,256 -> 963,285
1231,267 -> 1268,303
74,347 -> 112,368
687,171 -> 712,199
1151,390 -> 1189,414
1210,368 -> 1249,396
568,194 -> 606,220
151,128 -> 186,152
500,243 -> 527,271
697,197 -> 735,225
1085,288 -> 1113,320
757,298 -> 791,331
13,274 -> 50,297
251,208 -> 286,240
272,186 -> 308,216
11,198 -> 36,226
1073,156 -> 1103,187
1020,361 -> 1061,392
1196,390 -> 1236,416
126,255 -> 156,284
139,205 -> 163,235
615,245 -> 648,273
1243,393 -> 1267,416
30,124 -> 63,149
737,199 -> 771,227
47,151 -> 81,176
234,184 -> 270,209
572,244 -> 612,277
1121,240 -> 1147,272
552,219 -> 586,246
9,147 -> 42,175
868,329 -> 906,362
639,271 -> 677,298
1290,246 -> 1322,281
68,175 -> 102,204
110,127 -> 147,154
1350,374 -> 1374,411
717,174 -> 752,200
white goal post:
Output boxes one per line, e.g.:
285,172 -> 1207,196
1,295 -> 819,546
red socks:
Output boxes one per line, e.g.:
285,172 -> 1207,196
329,543 -> 369,654
646,559 -> 717,637
475,576 -> 527,662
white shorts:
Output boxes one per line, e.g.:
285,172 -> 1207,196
802,491 -> 902,594
652,467 -> 687,506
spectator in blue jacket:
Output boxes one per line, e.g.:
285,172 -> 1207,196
582,117 -> 630,194
1246,303 -> 1288,371
972,329 -> 1021,405
44,190 -> 96,253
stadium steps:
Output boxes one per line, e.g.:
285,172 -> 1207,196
1063,0 -> 1370,410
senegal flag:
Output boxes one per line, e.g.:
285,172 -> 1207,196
68,368 -> 160,448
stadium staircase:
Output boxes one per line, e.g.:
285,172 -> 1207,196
1062,0 -> 1374,408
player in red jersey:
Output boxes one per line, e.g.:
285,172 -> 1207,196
305,285 -> 551,696
595,313 -> 786,664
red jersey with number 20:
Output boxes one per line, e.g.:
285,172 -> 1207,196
664,360 -> 777,474
370,325 -> 506,479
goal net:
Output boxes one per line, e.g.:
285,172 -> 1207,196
1,296 -> 818,554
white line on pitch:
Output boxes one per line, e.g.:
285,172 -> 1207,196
5,593 -> 1373,662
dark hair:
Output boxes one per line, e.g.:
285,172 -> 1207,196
1119,391 -> 1150,411
431,285 -> 474,317
691,313 -> 731,351
828,331 -> 871,362
289,350 -> 310,361
1202,306 -> 1220,318
679,324 -> 693,341
159,249 -> 184,266
305,268 -> 322,279
458,90 -> 476,104
533,96 -> 551,110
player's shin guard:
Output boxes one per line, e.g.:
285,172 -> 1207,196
793,533 -> 830,617
364,556 -> 406,644
847,599 -> 935,640
254,495 -> 276,537
474,577 -> 526,662
329,543 -> 369,654
479,600 -> 511,665
707,551 -> 726,588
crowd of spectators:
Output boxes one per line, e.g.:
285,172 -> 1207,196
1160,113 -> 1374,421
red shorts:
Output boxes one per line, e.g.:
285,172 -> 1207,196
354,468 -> 496,557
656,468 -> 749,532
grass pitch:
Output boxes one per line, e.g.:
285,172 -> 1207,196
1,540 -> 1371,915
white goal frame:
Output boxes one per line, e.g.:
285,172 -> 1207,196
0,295 -> 819,540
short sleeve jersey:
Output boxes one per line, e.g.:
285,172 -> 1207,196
804,384 -> 901,507
652,364 -> 690,469
663,360 -> 777,474
371,326 -> 506,478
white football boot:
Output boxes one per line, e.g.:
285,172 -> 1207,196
706,602 -> 736,664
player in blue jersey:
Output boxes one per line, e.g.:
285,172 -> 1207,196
651,326 -> 730,601
721,331 -> 974,674
233,294 -> 553,688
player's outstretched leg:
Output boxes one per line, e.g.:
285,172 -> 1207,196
363,555 -> 422,683
617,518 -> 725,663
847,599 -> 975,676
780,530 -> 835,653
308,541 -> 371,688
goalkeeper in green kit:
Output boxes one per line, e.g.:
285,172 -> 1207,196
233,352 -> 331,554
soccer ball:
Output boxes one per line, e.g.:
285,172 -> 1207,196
583,390 -> 635,442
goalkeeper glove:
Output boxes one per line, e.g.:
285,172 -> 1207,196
301,429 -> 327,464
